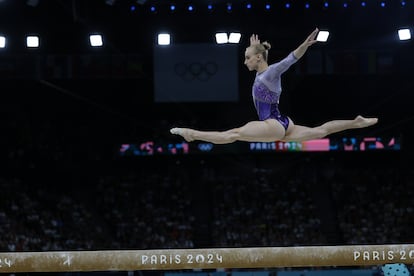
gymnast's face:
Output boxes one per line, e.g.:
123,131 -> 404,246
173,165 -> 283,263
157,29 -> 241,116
244,47 -> 261,71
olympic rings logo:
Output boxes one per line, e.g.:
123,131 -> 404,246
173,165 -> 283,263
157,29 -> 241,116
174,62 -> 218,81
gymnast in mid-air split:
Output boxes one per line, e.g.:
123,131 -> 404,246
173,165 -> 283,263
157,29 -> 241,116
170,28 -> 378,144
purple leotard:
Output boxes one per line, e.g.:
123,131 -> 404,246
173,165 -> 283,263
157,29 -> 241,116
252,52 -> 298,130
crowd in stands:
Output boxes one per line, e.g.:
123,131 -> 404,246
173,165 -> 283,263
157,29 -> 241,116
208,165 -> 325,247
1,154 -> 412,251
331,166 -> 414,244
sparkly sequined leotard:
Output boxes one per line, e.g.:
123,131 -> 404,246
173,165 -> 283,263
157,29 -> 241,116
252,52 -> 298,130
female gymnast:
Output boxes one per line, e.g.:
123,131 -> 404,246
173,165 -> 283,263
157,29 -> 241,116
170,28 -> 378,144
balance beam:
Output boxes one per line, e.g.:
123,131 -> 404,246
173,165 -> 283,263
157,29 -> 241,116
0,244 -> 413,273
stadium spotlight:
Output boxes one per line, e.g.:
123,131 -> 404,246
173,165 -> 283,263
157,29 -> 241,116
316,30 -> 330,42
215,33 -> 228,44
228,32 -> 241,43
398,28 -> 411,41
157,33 -> 171,45
0,36 -> 5,48
89,34 -> 103,47
226,3 -> 232,12
26,35 -> 39,48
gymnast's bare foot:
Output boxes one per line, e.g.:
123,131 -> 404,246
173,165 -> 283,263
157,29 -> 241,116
354,115 -> 378,128
170,128 -> 195,142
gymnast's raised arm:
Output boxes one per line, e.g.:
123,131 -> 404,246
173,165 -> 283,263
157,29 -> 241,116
293,27 -> 319,59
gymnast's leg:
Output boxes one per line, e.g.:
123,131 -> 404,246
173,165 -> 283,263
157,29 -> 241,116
282,115 -> 378,142
170,119 -> 286,144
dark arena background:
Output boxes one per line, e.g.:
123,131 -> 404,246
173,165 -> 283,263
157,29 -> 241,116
0,0 -> 414,275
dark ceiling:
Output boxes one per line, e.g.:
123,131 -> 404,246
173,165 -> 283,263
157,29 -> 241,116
0,1 -> 413,144
0,0 -> 412,53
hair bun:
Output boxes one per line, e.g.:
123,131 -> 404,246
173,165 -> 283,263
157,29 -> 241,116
262,41 -> 271,50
